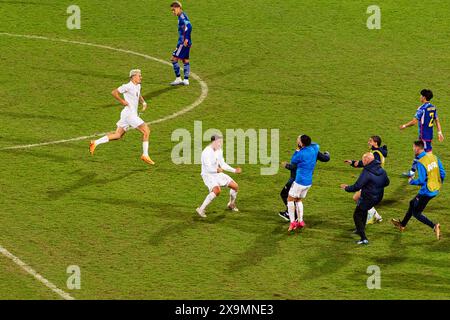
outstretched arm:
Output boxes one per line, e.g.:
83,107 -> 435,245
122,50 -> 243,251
343,171 -> 369,193
218,152 -> 241,174
400,118 -> 418,130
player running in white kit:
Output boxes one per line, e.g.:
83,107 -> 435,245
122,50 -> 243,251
89,69 -> 155,165
196,135 -> 242,218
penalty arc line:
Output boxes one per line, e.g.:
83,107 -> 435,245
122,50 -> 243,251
0,32 -> 209,151
0,33 -> 209,299
0,245 -> 75,300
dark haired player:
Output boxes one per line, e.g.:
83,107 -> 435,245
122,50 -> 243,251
279,149 -> 330,221
392,141 -> 445,240
400,89 -> 444,177
284,135 -> 320,232
170,1 -> 192,86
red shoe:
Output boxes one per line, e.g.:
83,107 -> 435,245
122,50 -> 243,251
297,221 -> 305,229
288,222 -> 297,232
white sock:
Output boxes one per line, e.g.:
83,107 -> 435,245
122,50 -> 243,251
95,136 -> 109,146
296,201 -> 304,222
371,208 -> 382,220
368,207 -> 377,216
200,192 -> 216,211
287,201 -> 296,223
229,189 -> 237,205
142,141 -> 149,156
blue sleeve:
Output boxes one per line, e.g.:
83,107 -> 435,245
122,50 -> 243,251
410,163 -> 427,186
183,17 -> 192,41
291,151 -> 303,165
439,159 -> 446,182
415,108 -> 423,120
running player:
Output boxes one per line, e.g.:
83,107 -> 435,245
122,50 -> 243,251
170,1 -> 192,86
196,135 -> 242,218
392,140 -> 445,240
89,69 -> 155,165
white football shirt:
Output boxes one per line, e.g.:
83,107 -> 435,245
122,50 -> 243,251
117,81 -> 141,114
201,145 -> 236,176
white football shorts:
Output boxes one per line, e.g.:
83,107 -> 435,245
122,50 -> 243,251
202,173 -> 234,192
288,182 -> 311,199
116,109 -> 145,131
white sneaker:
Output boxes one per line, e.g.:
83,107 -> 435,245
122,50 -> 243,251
227,202 -> 239,212
196,207 -> 207,218
182,79 -> 190,86
170,77 -> 183,86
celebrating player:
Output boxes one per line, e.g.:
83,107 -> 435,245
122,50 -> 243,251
392,141 -> 445,240
89,69 -> 155,165
344,135 -> 388,224
284,135 -> 320,232
279,149 -> 330,221
400,89 -> 444,177
196,135 -> 242,218
170,1 -> 192,86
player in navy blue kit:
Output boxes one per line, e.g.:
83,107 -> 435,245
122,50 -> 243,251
170,1 -> 192,86
400,89 -> 444,177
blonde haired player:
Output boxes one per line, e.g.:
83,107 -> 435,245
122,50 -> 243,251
89,69 -> 155,165
196,135 -> 242,218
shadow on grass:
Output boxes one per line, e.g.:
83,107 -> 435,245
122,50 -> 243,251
0,0 -> 54,6
5,148 -> 74,163
0,111 -> 73,122
47,169 -> 142,200
98,86 -> 181,108
227,223 -> 285,273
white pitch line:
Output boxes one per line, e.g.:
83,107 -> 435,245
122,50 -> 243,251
0,245 -> 74,300
0,32 -> 209,151
0,33 -> 208,299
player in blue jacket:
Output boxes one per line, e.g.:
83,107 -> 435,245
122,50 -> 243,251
400,89 -> 444,177
170,2 -> 192,86
285,135 -> 320,232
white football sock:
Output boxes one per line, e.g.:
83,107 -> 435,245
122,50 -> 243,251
200,192 -> 216,211
371,208 -> 382,220
296,201 -> 304,222
95,136 -> 109,146
368,207 -> 377,216
287,201 -> 296,223
142,141 -> 149,156
229,189 -> 237,205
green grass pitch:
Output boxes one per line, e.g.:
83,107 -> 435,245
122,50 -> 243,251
0,0 -> 449,299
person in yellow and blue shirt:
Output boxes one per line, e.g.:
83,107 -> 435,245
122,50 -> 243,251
392,140 -> 446,240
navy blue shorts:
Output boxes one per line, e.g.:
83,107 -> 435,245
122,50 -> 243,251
172,44 -> 190,60
423,140 -> 432,152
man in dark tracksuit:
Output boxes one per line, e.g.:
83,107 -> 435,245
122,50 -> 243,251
341,153 -> 390,245
279,148 -> 330,220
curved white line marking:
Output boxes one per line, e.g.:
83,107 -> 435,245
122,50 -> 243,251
0,32 -> 208,150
